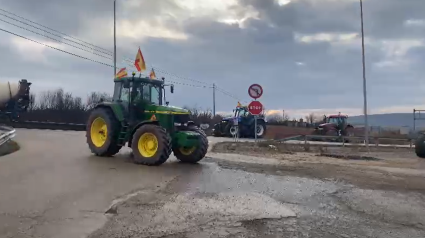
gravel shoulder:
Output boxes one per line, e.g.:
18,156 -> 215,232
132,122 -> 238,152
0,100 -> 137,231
87,140 -> 425,238
210,141 -> 425,192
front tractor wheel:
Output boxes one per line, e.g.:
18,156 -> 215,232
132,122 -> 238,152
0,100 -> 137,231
131,124 -> 172,166
86,107 -> 122,156
173,127 -> 209,164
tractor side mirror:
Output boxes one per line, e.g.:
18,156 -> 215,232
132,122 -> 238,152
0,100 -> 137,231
170,85 -> 174,93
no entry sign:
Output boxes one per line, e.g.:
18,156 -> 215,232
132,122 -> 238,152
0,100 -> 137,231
248,84 -> 263,99
248,101 -> 263,115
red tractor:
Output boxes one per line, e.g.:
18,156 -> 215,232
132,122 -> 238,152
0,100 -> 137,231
312,114 -> 354,140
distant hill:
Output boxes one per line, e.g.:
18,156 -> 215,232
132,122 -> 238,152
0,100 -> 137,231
348,113 -> 425,129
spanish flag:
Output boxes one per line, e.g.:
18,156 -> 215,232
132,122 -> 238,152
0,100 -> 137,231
115,67 -> 127,79
236,102 -> 242,108
134,47 -> 146,72
149,68 -> 156,79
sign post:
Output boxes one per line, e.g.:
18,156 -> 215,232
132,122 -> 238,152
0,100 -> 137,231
248,100 -> 263,142
248,84 -> 264,143
233,117 -> 239,141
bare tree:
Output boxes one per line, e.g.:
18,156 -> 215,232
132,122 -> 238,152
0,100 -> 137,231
86,92 -> 112,110
305,113 -> 316,124
28,93 -> 36,111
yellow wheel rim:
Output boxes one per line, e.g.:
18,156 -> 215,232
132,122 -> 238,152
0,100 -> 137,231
138,133 -> 159,158
179,147 -> 196,156
90,117 -> 108,147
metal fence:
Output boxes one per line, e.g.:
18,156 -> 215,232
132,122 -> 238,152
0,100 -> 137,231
277,134 -> 415,148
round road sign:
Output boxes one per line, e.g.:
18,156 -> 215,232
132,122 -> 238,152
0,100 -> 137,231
248,101 -> 263,115
248,84 -> 263,99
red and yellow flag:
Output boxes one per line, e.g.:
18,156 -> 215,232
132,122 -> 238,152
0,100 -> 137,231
236,102 -> 242,108
115,67 -> 127,79
134,47 -> 146,72
149,68 -> 156,79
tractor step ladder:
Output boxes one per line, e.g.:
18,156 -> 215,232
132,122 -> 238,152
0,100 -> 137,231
117,123 -> 129,145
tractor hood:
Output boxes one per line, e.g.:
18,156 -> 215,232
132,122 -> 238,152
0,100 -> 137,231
318,123 -> 335,128
145,105 -> 190,114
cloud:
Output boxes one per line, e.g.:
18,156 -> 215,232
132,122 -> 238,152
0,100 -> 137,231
0,0 -> 424,116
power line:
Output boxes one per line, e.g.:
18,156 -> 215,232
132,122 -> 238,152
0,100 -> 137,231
0,27 -> 214,90
0,7 -> 109,54
215,87 -> 243,102
153,67 -> 211,86
0,16 -> 142,72
0,18 -> 113,60
0,27 -> 115,67
0,11 -> 112,56
0,11 -> 244,103
0,8 -> 214,87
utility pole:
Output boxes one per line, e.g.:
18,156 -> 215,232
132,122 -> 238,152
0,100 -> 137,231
113,0 -> 117,77
212,83 -> 216,116
360,0 -> 369,149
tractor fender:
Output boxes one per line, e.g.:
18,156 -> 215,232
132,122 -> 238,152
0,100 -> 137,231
93,102 -> 126,122
128,120 -> 160,147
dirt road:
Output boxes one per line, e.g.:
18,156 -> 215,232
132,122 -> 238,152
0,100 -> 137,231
1,130 -> 425,237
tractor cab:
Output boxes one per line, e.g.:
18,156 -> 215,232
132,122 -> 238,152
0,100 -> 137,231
114,76 -> 173,107
314,113 -> 353,137
325,115 -> 348,127
233,106 -> 250,118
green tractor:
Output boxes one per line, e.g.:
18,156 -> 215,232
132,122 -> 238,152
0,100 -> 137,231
85,74 -> 208,166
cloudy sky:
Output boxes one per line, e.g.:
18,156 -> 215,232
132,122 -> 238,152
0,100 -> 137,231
0,0 -> 424,118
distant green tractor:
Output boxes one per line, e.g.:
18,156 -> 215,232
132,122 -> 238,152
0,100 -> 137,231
86,74 -> 208,166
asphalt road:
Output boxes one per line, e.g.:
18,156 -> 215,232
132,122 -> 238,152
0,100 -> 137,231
0,129 -> 424,238
0,129 -> 202,238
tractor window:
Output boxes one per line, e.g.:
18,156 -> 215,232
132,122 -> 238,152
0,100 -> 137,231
328,117 -> 339,124
241,109 -> 249,117
120,86 -> 130,102
150,86 -> 160,105
142,85 -> 150,101
328,117 -> 346,124
136,84 -> 161,105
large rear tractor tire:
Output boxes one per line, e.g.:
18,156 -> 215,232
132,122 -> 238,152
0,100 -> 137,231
344,126 -> 355,143
173,127 -> 209,164
254,120 -> 266,138
224,123 -> 234,137
325,129 -> 339,142
131,124 -> 172,166
86,107 -> 122,156
415,134 -> 425,159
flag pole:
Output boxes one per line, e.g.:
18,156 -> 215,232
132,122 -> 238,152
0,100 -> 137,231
113,0 -> 117,77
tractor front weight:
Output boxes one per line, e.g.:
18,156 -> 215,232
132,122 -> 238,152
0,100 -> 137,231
172,131 -> 200,148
